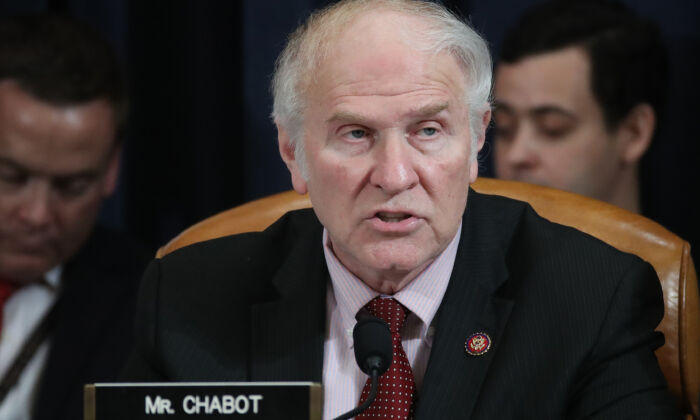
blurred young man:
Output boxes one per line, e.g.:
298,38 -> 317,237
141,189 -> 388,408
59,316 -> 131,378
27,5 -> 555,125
493,0 -> 667,213
0,15 -> 149,420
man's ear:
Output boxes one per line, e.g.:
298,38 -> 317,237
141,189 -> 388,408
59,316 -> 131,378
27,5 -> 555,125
478,109 -> 491,153
614,103 -> 655,165
276,122 -> 308,194
469,109 -> 491,183
102,146 -> 121,196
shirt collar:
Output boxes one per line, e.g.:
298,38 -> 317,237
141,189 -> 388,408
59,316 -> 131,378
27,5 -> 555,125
44,266 -> 62,291
323,224 -> 461,348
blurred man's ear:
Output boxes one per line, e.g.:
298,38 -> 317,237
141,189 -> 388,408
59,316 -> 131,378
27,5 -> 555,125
276,122 -> 308,195
615,103 -> 655,165
102,146 -> 121,196
469,109 -> 491,183
478,109 -> 492,153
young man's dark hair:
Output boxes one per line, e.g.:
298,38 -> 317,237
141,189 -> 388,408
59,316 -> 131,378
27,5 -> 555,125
499,0 -> 668,129
0,14 -> 127,137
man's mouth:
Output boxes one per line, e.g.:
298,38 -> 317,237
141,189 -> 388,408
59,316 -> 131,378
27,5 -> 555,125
369,210 -> 421,233
376,212 -> 412,223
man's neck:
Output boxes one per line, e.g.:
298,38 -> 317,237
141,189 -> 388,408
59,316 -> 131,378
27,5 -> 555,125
606,166 -> 641,214
351,260 -> 436,295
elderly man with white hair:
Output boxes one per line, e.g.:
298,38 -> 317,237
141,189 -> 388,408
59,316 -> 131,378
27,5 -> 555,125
124,1 -> 678,418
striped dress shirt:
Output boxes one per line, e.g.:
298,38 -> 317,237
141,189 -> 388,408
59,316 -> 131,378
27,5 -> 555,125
321,226 -> 461,420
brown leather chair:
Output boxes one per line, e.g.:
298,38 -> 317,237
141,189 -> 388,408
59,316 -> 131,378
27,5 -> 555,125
157,177 -> 700,419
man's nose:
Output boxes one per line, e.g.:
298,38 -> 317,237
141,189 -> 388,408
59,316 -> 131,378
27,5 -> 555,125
18,182 -> 53,228
369,134 -> 419,195
503,126 -> 539,169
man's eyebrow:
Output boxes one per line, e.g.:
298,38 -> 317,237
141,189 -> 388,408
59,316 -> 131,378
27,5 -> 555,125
409,102 -> 449,117
530,105 -> 577,120
53,170 -> 101,181
326,102 -> 450,125
492,101 -> 577,121
326,110 -> 370,125
0,156 -> 26,171
492,100 -> 514,114
0,156 -> 100,179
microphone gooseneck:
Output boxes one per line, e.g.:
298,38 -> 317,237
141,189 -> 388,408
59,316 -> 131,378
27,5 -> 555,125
333,369 -> 379,420
333,316 -> 392,420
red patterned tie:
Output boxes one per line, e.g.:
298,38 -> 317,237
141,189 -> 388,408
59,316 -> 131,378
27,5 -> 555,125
356,297 -> 416,420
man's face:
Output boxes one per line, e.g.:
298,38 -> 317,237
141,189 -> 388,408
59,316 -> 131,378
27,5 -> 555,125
0,81 -> 119,283
279,12 -> 487,293
493,47 -> 623,201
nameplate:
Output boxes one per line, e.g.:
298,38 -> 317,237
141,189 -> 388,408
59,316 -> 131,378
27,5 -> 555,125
84,382 -> 322,420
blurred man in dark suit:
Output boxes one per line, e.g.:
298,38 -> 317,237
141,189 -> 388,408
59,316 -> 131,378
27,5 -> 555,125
492,0 -> 667,214
0,14 -> 149,420
125,0 -> 677,418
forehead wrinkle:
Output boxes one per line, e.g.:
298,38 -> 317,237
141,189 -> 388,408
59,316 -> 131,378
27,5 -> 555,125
327,80 -> 454,97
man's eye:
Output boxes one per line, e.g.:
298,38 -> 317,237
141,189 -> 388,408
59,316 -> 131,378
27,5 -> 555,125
420,127 -> 438,136
349,129 -> 366,139
0,172 -> 28,188
492,124 -> 514,140
535,115 -> 574,140
341,128 -> 370,142
540,126 -> 571,139
53,178 -> 92,198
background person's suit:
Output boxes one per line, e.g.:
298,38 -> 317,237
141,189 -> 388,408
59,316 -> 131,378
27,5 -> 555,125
125,191 -> 679,419
29,227 -> 149,420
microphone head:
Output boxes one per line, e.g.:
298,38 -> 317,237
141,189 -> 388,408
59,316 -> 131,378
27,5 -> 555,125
352,316 -> 393,376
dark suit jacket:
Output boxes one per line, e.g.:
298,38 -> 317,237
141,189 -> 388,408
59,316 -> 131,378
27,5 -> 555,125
125,191 -> 679,419
30,226 -> 150,420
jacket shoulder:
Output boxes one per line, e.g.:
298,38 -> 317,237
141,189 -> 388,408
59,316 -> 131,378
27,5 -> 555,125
469,189 -> 645,269
153,208 -> 322,298
161,208 -> 320,266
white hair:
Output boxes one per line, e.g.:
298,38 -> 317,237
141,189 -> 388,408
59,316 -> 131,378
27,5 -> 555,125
271,0 -> 492,176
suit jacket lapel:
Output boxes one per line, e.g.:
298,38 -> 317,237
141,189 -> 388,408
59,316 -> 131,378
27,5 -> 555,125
33,252 -> 122,419
416,190 -> 522,419
249,216 -> 327,383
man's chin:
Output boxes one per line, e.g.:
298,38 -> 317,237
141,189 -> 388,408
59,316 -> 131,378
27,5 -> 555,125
362,245 -> 434,276
0,254 -> 57,284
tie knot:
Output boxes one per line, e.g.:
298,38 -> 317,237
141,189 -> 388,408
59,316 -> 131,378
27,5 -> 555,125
365,297 -> 408,334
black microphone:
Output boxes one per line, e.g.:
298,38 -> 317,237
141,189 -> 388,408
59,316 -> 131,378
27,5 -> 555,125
333,315 -> 392,420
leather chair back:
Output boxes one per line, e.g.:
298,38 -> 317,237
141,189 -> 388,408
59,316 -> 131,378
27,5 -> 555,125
157,178 -> 699,418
